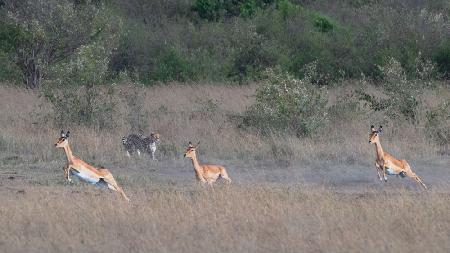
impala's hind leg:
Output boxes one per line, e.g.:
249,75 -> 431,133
107,183 -> 130,201
100,171 -> 130,201
403,161 -> 427,189
405,171 -> 427,189
220,167 -> 232,184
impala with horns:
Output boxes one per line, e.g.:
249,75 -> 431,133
184,142 -> 231,185
55,131 -> 130,201
369,126 -> 427,189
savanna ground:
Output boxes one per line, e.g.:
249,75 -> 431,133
0,84 -> 449,253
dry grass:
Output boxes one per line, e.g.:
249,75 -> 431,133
0,186 -> 449,253
0,83 -> 449,252
0,83 -> 447,164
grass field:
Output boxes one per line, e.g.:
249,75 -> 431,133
0,84 -> 449,253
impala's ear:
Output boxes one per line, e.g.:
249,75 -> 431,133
377,126 -> 382,133
66,131 -> 70,138
188,141 -> 194,148
371,125 -> 375,132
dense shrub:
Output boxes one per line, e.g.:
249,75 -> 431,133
43,85 -> 118,129
2,0 -> 450,86
357,58 -> 422,123
313,15 -> 335,33
435,39 -> 450,78
192,0 -> 275,20
243,64 -> 328,137
192,0 -> 221,21
154,47 -> 197,83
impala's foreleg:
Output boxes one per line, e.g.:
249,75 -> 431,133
375,163 -> 383,181
381,165 -> 387,182
63,165 -> 72,182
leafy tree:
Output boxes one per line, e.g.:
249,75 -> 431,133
1,0 -> 120,88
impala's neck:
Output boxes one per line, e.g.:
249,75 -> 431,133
63,144 -> 75,163
190,154 -> 203,174
374,140 -> 384,160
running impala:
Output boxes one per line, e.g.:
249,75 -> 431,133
55,130 -> 130,201
369,125 -> 427,189
183,142 -> 231,185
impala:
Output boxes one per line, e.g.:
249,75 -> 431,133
55,131 -> 130,201
183,142 -> 231,185
369,126 -> 427,189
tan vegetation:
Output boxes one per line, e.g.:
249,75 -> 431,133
1,186 -> 449,253
0,83 -> 449,252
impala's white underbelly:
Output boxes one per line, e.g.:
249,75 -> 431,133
386,167 -> 399,175
71,170 -> 100,184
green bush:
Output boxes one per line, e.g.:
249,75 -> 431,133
0,51 -> 21,83
434,39 -> 450,78
193,0 -> 275,20
43,85 -> 118,129
242,64 -> 328,137
357,58 -> 421,122
192,0 -> 221,21
314,15 -> 335,33
228,39 -> 276,83
48,41 -> 114,87
154,47 -> 197,82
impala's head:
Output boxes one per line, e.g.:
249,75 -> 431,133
55,130 -> 70,148
184,141 -> 199,158
368,125 -> 382,144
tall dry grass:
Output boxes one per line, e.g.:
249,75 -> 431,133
0,185 -> 449,253
0,83 -> 447,166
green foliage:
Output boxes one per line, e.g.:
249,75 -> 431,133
154,47 -> 197,83
276,0 -> 301,20
193,0 -> 274,20
48,41 -> 114,86
2,0 -> 450,86
243,64 -> 328,137
434,39 -> 450,78
0,51 -> 21,82
43,85 -> 118,129
192,0 -> 221,21
357,58 -> 421,122
228,32 -> 276,83
425,102 -> 450,145
2,0 -> 121,88
314,15 -> 335,33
